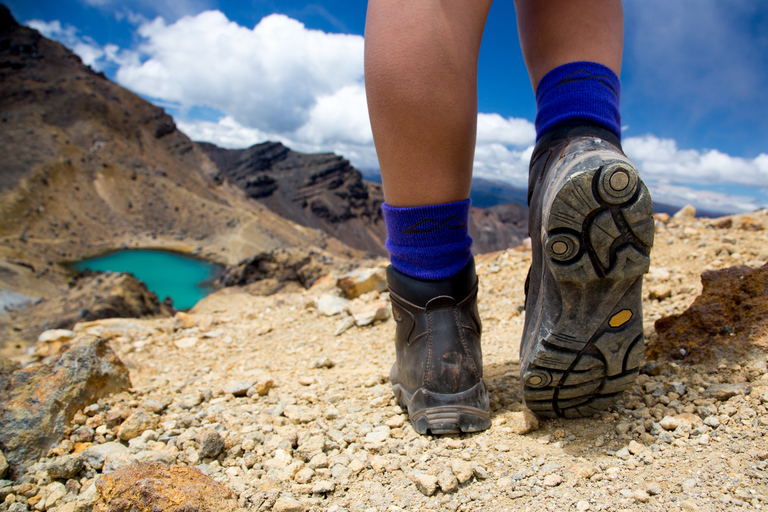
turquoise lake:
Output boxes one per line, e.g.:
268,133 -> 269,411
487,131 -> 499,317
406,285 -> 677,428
71,250 -> 223,310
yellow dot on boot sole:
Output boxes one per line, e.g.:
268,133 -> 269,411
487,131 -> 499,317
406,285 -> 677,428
609,309 -> 633,328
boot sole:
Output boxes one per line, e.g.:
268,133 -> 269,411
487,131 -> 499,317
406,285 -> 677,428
523,151 -> 654,418
392,380 -> 491,435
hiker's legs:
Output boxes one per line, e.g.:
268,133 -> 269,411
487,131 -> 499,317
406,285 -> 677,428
515,0 -> 623,90
517,0 -> 655,419
364,0 -> 493,208
364,0 -> 494,434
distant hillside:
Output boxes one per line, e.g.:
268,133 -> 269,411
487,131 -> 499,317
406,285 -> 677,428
0,6 -> 352,302
198,141 -> 388,256
199,142 -> 531,255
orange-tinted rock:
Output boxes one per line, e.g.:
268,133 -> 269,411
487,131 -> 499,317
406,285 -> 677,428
0,338 -> 130,477
650,263 -> 768,361
336,268 -> 387,299
93,461 -> 242,512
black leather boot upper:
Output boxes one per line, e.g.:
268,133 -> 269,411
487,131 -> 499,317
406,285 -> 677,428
387,259 -> 483,396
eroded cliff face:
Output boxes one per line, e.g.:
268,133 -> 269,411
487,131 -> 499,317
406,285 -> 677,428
200,141 -> 388,256
199,141 -> 532,256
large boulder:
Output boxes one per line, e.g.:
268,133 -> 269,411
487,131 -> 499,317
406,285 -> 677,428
650,263 -> 768,361
217,248 -> 333,295
0,337 -> 131,477
2,271 -> 174,347
93,461 -> 243,512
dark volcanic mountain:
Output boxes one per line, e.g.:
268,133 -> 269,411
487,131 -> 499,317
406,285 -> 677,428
199,141 -> 530,255
199,141 -> 387,256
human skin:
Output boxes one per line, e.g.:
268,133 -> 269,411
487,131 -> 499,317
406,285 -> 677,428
364,0 -> 624,208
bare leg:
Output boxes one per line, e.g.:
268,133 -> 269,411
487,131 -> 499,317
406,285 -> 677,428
515,0 -> 624,90
364,0 -> 493,207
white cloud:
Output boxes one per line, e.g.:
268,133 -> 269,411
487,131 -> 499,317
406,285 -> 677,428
25,19 -> 105,67
116,12 -> 364,134
624,135 -> 768,213
647,184 -> 764,215
624,135 -> 768,188
476,113 -> 535,147
26,11 -> 768,214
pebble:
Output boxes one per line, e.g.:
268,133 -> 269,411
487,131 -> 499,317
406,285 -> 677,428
659,416 -> 679,431
117,411 -> 154,441
196,429 -> 224,458
633,490 -> 650,503
576,500 -> 590,511
542,474 -> 562,487
646,482 -> 662,495
273,496 -> 304,512
438,471 -> 459,493
411,473 -> 438,496
450,460 -> 474,484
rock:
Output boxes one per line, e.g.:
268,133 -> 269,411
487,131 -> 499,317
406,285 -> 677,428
46,454 -> 84,480
569,463 -> 598,480
83,442 -> 129,471
196,429 -> 224,458
224,380 -> 255,397
675,413 -> 703,430
450,459 -> 474,484
410,472 -> 438,496
173,311 -> 197,329
316,295 -> 349,317
40,481 -> 67,509
0,451 -> 7,479
349,301 -> 390,326
140,399 -> 165,414
473,465 -> 489,480
313,357 -> 335,369
673,204 -> 696,222
627,440 -> 645,455
334,315 -> 355,336
37,329 -> 77,343
273,496 -> 304,512
0,359 -> 20,404
0,338 -> 131,477
615,447 -> 631,460
646,482 -> 662,495
543,474 -> 562,487
336,268 -> 387,299
93,461 -> 241,512
651,263 -> 768,361
437,470 -> 459,493
118,411 -> 155,441
7,272 -> 174,346
35,329 -> 76,358
311,480 -> 335,494
634,489 -> 650,503
245,373 -> 275,397
576,500 -> 590,511
681,499 -> 699,511
173,337 -> 198,349
705,383 -> 752,401
507,409 -> 539,434
659,416 -> 679,431
216,248 -> 331,292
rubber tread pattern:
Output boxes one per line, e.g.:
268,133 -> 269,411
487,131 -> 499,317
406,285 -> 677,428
523,150 -> 654,419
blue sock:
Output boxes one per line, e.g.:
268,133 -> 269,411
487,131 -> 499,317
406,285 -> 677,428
535,61 -> 621,141
383,199 -> 472,281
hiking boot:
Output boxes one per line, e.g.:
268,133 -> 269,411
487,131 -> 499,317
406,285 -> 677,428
521,124 -> 655,418
387,258 -> 491,434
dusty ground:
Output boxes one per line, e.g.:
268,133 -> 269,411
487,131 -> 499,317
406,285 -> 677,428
3,210 -> 768,512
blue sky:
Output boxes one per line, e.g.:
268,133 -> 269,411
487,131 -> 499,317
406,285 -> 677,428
8,0 -> 768,214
